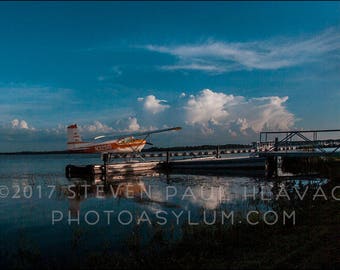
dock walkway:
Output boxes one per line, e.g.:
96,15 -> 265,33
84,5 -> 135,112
65,155 -> 267,179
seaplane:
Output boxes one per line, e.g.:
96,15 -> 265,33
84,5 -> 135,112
67,124 -> 181,161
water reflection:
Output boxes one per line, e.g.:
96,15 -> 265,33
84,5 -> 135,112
1,173 -> 332,270
65,177 -> 149,217
0,154 -> 335,269
61,171 -> 330,227
63,172 -> 274,217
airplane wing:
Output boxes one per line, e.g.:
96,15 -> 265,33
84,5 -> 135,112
93,126 -> 182,140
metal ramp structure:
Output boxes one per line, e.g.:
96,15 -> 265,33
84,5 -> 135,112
257,129 -> 340,155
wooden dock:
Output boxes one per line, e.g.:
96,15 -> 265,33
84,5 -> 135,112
65,160 -> 160,178
65,141 -> 340,179
65,155 -> 266,179
99,146 -> 296,160
164,156 -> 266,170
61,127 -> 340,179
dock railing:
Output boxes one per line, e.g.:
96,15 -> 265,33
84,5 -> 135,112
258,129 -> 340,155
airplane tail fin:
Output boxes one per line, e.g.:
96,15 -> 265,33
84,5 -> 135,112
67,124 -> 83,150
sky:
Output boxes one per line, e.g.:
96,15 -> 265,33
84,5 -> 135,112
0,1 -> 340,151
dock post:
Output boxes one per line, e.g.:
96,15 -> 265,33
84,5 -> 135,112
216,145 -> 220,158
166,151 -> 170,164
102,153 -> 109,182
276,156 -> 282,177
274,137 -> 279,152
273,137 -> 279,177
265,156 -> 278,178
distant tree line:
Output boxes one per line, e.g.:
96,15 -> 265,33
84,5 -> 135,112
143,144 -> 252,152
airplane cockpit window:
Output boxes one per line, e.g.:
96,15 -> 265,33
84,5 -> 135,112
118,137 -> 134,144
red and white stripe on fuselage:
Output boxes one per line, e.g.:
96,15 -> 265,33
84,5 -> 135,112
67,124 -> 146,153
67,139 -> 146,153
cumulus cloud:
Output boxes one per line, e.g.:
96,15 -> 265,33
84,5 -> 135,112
138,95 -> 170,114
185,89 -> 234,126
11,119 -> 34,130
0,89 -> 296,151
144,27 -> 340,73
237,96 -> 294,133
79,121 -> 113,133
127,117 -> 140,131
73,117 -> 145,136
185,89 -> 294,135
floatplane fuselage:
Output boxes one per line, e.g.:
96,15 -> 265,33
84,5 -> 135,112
67,124 -> 181,154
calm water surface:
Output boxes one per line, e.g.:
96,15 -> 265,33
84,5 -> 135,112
0,154 -> 328,266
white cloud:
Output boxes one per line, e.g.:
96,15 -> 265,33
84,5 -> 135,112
127,117 -> 140,131
161,63 -> 226,73
185,89 -> 233,125
11,119 -> 34,130
11,119 -> 20,128
236,118 -> 249,135
138,95 -> 170,114
185,89 -> 294,135
80,121 -> 113,133
75,118 -> 144,136
240,96 -> 294,133
145,28 -> 340,73
19,120 -> 29,129
0,89 -> 296,151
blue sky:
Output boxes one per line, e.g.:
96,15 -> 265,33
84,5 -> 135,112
1,1 -> 340,151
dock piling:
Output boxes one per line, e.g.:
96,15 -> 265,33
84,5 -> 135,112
216,145 -> 220,158
166,151 -> 170,164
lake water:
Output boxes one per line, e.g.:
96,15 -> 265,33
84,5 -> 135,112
0,154 -> 328,267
